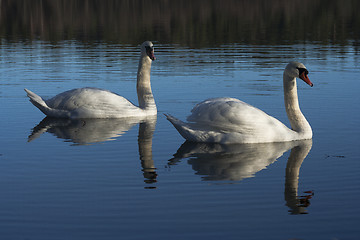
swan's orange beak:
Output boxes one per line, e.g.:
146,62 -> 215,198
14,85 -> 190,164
299,72 -> 313,87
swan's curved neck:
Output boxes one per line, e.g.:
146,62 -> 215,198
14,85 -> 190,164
137,55 -> 156,113
283,74 -> 312,139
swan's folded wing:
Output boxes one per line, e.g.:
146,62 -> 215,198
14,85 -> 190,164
45,88 -> 140,118
187,97 -> 288,135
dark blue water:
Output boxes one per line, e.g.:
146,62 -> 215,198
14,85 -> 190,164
0,41 -> 359,239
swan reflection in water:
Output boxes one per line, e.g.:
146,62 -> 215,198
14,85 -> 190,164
169,139 -> 313,214
28,116 -> 158,186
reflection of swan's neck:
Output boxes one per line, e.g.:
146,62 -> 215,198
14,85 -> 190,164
137,54 -> 156,113
138,117 -> 157,185
285,140 -> 312,214
283,74 -> 312,139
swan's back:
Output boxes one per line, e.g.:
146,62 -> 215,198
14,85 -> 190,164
186,98 -> 296,143
46,88 -> 128,109
188,98 -> 277,131
45,88 -> 141,118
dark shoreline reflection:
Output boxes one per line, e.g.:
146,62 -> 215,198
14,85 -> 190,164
1,0 -> 359,46
28,116 -> 158,186
169,139 -> 313,214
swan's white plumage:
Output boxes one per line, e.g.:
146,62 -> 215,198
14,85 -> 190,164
25,41 -> 156,119
25,87 -> 142,118
166,61 -> 313,144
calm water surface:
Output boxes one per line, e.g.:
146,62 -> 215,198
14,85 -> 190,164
0,41 -> 359,239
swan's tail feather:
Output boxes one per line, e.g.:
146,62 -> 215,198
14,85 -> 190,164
165,114 -> 204,142
24,88 -> 55,116
25,89 -> 47,107
165,114 -> 188,134
164,114 -> 184,130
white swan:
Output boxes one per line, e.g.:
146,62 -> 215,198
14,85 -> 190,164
25,41 -> 156,119
166,61 -> 313,144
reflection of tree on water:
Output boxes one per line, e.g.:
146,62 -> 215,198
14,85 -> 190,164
28,116 -> 158,187
169,139 -> 313,214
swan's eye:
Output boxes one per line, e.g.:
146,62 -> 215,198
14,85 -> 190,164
144,45 -> 156,60
145,46 -> 154,51
297,68 -> 309,76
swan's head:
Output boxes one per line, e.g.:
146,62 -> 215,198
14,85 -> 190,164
285,62 -> 313,87
141,41 -> 156,61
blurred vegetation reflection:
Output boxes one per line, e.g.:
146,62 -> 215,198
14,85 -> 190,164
1,0 -> 359,46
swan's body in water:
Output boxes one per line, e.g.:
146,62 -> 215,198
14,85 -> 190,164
166,62 -> 313,144
25,41 -> 156,119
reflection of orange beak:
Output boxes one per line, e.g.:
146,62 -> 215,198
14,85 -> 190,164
299,72 -> 313,87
